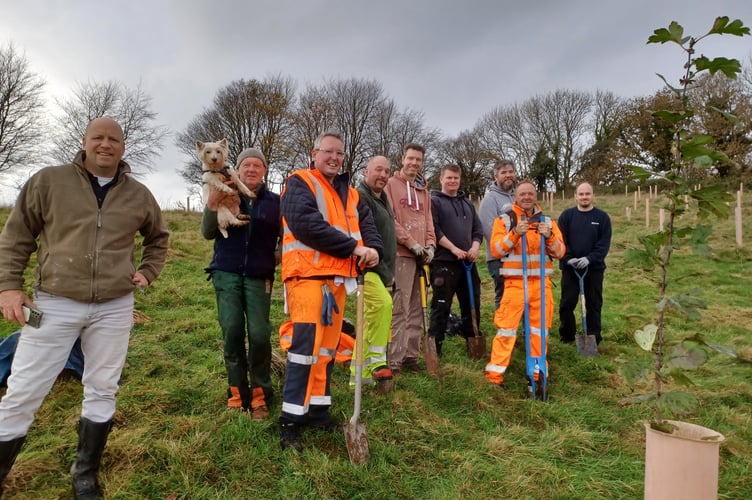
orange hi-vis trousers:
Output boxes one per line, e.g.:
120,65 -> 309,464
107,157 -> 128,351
485,277 -> 553,385
280,278 -> 345,423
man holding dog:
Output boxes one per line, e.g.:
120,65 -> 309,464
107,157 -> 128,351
0,117 -> 169,498
278,132 -> 382,452
557,182 -> 612,347
485,180 -> 565,391
201,147 -> 280,419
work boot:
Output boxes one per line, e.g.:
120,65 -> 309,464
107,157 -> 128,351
0,435 -> 26,496
279,420 -> 302,452
71,417 -> 113,500
251,406 -> 270,421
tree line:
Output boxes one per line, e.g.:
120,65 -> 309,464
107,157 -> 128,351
2,42 -> 750,200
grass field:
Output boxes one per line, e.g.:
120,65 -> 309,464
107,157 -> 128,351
1,189 -> 751,499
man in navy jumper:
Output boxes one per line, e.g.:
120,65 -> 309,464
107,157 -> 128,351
557,182 -> 612,344
428,164 -> 484,356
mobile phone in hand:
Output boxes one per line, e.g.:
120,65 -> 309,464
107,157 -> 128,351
22,304 -> 43,328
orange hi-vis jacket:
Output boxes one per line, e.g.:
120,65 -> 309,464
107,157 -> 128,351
281,168 -> 364,281
489,203 -> 566,277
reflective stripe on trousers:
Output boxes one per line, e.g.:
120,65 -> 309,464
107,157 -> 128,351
280,278 -> 344,422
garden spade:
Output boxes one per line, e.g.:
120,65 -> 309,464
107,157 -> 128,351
344,272 -> 369,465
419,265 -> 442,379
572,265 -> 598,357
462,260 -> 486,360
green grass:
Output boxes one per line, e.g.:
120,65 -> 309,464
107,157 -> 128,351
1,191 -> 751,499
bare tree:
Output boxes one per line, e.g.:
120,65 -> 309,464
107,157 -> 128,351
177,75 -> 296,190
50,80 -> 168,173
578,90 -> 624,187
437,127 -> 496,199
0,43 -> 46,175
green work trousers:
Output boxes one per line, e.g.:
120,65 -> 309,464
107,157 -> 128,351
212,270 -> 273,410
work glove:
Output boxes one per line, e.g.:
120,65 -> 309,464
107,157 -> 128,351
320,284 -> 340,326
422,245 -> 435,264
567,258 -> 578,267
410,244 -> 424,258
575,257 -> 590,269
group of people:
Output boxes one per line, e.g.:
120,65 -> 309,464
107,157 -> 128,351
0,117 -> 611,496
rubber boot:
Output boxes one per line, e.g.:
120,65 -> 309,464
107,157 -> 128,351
0,436 -> 26,497
71,417 -> 113,500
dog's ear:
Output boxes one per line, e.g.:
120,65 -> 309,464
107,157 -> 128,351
219,138 -> 228,152
196,141 -> 204,153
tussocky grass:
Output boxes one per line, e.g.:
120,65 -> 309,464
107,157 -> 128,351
1,190 -> 751,499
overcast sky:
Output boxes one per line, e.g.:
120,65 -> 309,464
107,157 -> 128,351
1,0 -> 750,207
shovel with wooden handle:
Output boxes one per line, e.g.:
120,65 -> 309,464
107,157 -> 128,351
419,265 -> 442,380
462,260 -> 486,360
344,271 -> 369,465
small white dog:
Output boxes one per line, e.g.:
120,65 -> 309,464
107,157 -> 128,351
196,138 -> 255,238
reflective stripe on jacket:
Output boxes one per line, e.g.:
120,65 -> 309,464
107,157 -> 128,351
489,203 -> 565,278
281,169 -> 363,280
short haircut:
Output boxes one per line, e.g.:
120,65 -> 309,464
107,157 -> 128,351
440,164 -> 462,176
516,178 -> 537,191
314,131 -> 343,149
403,143 -> 425,156
493,159 -> 515,174
576,181 -> 594,192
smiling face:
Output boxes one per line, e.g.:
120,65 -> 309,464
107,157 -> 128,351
364,156 -> 390,194
238,157 -> 266,191
514,181 -> 538,214
312,135 -> 345,181
401,147 -> 424,180
495,164 -> 516,192
82,117 -> 125,177
440,166 -> 461,196
576,182 -> 594,211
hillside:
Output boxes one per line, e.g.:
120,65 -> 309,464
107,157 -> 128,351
1,191 -> 751,499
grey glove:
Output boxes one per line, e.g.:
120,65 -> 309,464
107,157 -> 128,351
422,245 -> 435,264
410,244 -> 424,258
567,258 -> 578,267
575,257 -> 590,269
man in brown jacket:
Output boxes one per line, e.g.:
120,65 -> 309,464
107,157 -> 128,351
0,117 -> 169,499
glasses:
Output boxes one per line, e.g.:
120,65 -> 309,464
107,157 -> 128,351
315,148 -> 346,159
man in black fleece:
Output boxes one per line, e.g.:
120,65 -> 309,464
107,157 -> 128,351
428,164 -> 484,355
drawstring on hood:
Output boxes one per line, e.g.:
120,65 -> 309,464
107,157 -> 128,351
404,173 -> 427,210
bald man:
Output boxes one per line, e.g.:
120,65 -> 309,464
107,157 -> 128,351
354,156 -> 396,389
0,117 -> 169,498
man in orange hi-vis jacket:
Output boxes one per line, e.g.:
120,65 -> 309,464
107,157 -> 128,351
278,132 -> 383,453
484,180 -> 565,390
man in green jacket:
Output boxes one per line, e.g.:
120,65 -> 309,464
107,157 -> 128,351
355,156 -> 397,390
0,117 -> 169,499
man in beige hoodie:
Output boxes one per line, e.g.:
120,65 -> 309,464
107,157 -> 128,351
384,143 -> 436,372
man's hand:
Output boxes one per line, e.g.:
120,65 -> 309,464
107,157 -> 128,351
567,258 -> 579,267
575,257 -> 590,269
0,289 -> 34,325
133,272 -> 150,289
207,179 -> 235,211
465,246 -> 479,263
353,246 -> 379,268
410,243 -> 424,258
514,218 -> 529,236
422,245 -> 435,264
537,221 -> 552,238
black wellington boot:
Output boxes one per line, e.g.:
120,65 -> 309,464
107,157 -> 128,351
0,435 -> 26,497
71,417 -> 113,500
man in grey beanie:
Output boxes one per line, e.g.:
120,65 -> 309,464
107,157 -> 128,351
201,146 -> 281,420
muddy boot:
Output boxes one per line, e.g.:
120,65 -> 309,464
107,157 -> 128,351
0,436 -> 26,496
279,419 -> 302,452
71,417 -> 112,500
